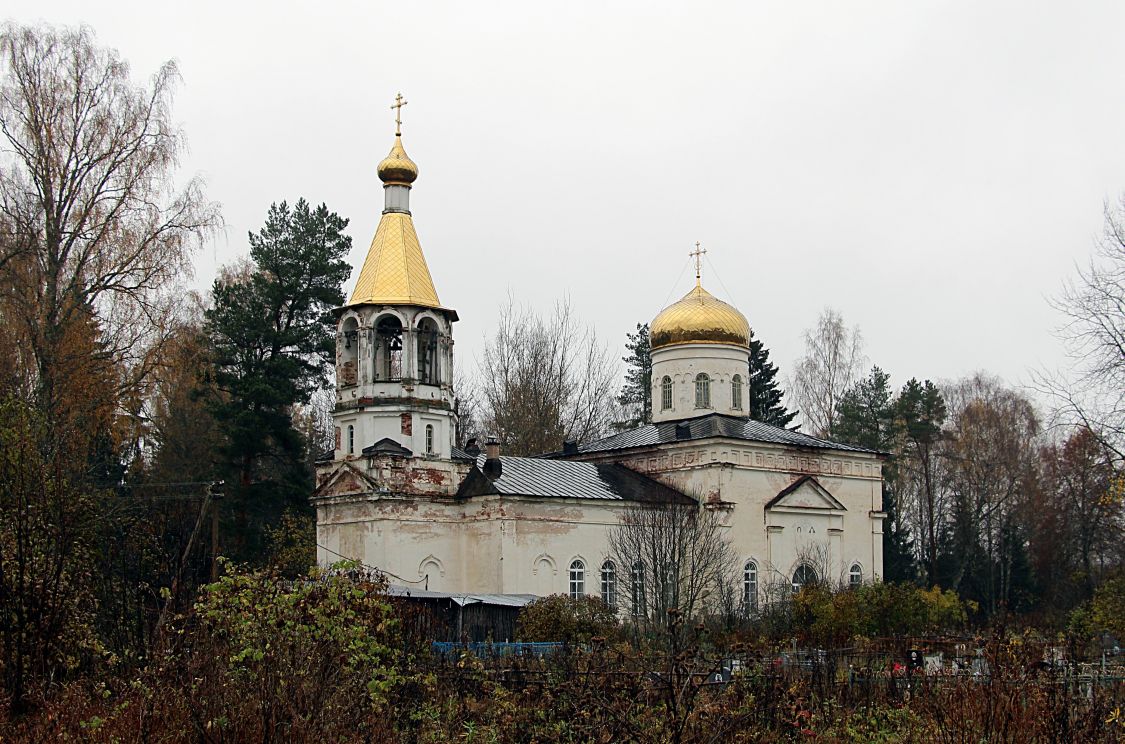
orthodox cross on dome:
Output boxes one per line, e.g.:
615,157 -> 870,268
690,241 -> 707,286
391,92 -> 408,135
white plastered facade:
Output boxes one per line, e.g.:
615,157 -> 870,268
314,433 -> 886,601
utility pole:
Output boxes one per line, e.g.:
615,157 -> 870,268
209,480 -> 224,582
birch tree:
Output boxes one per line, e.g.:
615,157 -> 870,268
789,307 -> 865,438
0,23 -> 218,431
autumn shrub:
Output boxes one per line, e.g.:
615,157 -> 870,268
169,560 -> 403,739
776,582 -> 973,647
516,593 -> 620,644
1090,574 -> 1125,640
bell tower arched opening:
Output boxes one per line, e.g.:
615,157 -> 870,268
374,314 -> 404,381
417,317 -> 440,386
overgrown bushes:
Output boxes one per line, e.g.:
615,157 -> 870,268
2,568 -> 1121,743
516,594 -> 620,644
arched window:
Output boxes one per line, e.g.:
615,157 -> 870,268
374,315 -> 403,381
347,425 -> 354,455
743,560 -> 758,612
792,563 -> 817,593
694,373 -> 711,408
601,560 -> 617,608
731,374 -> 743,410
416,318 -> 440,385
849,563 -> 862,587
661,376 -> 673,411
425,424 -> 434,455
569,559 -> 585,599
630,561 -> 646,616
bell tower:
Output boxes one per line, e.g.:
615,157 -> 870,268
330,94 -> 459,462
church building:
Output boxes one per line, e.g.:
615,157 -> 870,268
313,102 -> 886,608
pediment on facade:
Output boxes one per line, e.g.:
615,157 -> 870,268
765,475 -> 846,512
314,461 -> 381,499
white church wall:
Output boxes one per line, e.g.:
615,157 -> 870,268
578,439 -> 885,591
316,493 -> 626,597
315,439 -> 886,601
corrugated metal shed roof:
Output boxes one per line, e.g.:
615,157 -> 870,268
387,585 -> 537,607
460,456 -> 694,504
568,413 -> 878,455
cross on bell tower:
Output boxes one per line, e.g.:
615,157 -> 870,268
391,92 -> 408,135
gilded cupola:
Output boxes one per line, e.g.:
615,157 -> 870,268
377,135 -> 418,185
650,284 -> 751,349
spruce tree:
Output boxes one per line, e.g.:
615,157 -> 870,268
204,199 -> 351,560
747,335 -> 797,428
617,323 -> 652,429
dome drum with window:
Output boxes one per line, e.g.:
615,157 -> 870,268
650,282 -> 753,423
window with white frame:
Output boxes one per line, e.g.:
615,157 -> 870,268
425,424 -> 434,455
792,563 -> 817,593
732,374 -> 743,410
601,560 -> 617,608
695,373 -> 711,408
347,424 -> 354,454
661,376 -> 673,411
569,559 -> 585,599
743,560 -> 758,612
849,563 -> 862,587
631,561 -> 646,616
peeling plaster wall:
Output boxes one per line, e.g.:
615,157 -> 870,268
315,493 -> 625,596
314,439 -> 885,598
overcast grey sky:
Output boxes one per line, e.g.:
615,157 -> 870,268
10,1 -> 1125,400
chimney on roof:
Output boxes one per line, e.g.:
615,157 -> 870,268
483,436 -> 502,478
464,437 -> 480,457
675,422 -> 691,440
563,440 -> 578,455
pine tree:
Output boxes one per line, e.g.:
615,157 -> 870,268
747,335 -> 797,428
835,367 -> 916,583
204,199 -> 351,560
834,366 -> 895,450
895,378 -> 946,587
617,323 -> 652,429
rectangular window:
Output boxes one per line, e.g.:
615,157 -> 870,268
631,563 -> 646,617
601,562 -> 617,609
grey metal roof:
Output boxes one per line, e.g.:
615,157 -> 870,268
450,445 -> 477,461
460,455 -> 694,504
569,413 -> 879,455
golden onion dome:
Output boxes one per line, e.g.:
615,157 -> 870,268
650,284 -> 751,350
377,134 -> 418,185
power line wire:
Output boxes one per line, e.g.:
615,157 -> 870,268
316,542 -> 427,585
661,253 -> 693,308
